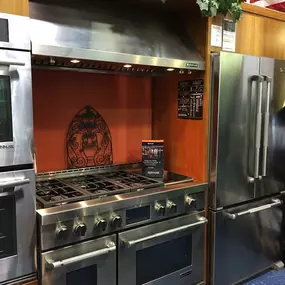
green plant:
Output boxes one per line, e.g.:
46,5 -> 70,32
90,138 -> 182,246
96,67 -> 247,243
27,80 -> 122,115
196,0 -> 246,22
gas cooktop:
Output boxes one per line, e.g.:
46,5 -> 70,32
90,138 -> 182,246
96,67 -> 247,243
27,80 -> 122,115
36,171 -> 163,208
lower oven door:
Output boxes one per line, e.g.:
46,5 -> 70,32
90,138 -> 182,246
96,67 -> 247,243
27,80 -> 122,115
41,235 -> 116,285
118,211 -> 207,285
0,169 -> 36,283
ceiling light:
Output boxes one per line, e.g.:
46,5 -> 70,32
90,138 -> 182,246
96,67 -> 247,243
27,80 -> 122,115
123,64 -> 132,68
167,68 -> 174,72
70,59 -> 80,64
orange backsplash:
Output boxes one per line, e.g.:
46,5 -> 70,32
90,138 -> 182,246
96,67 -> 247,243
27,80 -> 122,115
32,69 -> 152,172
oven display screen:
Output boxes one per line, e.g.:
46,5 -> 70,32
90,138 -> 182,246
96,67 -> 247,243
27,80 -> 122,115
0,19 -> 8,42
126,205 -> 150,225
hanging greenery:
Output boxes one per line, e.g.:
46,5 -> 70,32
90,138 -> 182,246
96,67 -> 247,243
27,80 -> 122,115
196,0 -> 246,22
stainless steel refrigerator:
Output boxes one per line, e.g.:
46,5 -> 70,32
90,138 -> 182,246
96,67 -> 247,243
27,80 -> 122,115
208,51 -> 285,285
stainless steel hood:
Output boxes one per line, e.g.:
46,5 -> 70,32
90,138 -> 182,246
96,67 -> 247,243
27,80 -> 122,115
29,2 -> 205,73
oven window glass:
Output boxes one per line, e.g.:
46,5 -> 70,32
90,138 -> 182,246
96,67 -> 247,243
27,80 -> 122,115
0,76 -> 13,142
67,264 -> 97,285
0,193 -> 17,259
136,235 -> 192,285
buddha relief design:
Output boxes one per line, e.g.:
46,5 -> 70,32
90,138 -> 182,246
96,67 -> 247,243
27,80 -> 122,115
66,105 -> 113,168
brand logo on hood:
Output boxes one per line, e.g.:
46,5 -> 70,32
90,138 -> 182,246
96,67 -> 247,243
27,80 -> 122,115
0,145 -> 14,149
186,62 -> 199,69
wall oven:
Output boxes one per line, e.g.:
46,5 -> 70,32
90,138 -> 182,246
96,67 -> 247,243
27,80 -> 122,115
0,13 -> 33,168
118,211 -> 206,285
41,235 -> 117,285
0,13 -> 36,284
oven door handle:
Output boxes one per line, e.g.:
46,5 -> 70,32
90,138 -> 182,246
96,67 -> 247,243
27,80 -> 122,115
121,216 -> 207,248
45,242 -> 116,270
0,178 -> 30,189
0,60 -> 26,66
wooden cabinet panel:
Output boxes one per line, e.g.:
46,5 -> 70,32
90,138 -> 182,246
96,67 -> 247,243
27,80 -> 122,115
0,0 -> 29,16
211,5 -> 285,59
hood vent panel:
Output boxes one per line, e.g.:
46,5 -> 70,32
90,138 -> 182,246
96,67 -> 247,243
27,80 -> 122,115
30,2 -> 205,71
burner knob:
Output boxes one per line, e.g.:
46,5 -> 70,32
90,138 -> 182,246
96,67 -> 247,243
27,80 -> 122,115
73,222 -> 87,237
154,202 -> 165,216
55,224 -> 68,240
166,200 -> 177,214
95,217 -> 107,232
110,214 -> 122,229
185,195 -> 197,209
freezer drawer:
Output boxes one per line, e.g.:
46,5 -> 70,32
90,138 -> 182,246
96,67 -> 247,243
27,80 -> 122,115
208,195 -> 284,285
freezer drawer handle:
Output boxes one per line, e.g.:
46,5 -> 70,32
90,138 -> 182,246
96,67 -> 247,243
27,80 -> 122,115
121,216 -> 207,248
225,199 -> 282,220
262,76 -> 272,177
0,178 -> 30,189
0,60 -> 25,66
45,241 -> 116,270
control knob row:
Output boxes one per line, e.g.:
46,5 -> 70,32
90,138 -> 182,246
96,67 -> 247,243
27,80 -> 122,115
154,195 -> 197,217
56,214 -> 123,240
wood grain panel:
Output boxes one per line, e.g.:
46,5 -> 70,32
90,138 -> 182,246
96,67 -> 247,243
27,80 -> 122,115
211,8 -> 285,59
0,0 -> 29,16
152,72 -> 206,182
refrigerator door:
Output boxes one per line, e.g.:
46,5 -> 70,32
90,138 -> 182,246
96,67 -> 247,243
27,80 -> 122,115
209,52 -> 261,209
208,195 -> 284,285
259,58 -> 285,196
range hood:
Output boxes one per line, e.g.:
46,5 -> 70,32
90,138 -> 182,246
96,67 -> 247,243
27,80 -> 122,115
29,2 -> 205,74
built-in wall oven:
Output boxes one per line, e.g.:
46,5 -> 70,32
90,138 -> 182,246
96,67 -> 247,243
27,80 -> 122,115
118,212 -> 206,285
0,13 -> 36,284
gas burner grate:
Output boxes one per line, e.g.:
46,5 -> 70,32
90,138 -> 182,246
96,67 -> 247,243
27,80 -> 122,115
59,175 -> 128,198
36,171 -> 163,208
36,179 -> 91,208
98,171 -> 163,190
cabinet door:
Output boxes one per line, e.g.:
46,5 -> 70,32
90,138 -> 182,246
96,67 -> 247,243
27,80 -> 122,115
0,0 -> 29,17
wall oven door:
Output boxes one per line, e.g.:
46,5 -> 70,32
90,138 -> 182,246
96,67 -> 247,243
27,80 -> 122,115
0,49 -> 33,167
0,169 -> 35,282
41,235 -> 117,285
118,212 -> 207,285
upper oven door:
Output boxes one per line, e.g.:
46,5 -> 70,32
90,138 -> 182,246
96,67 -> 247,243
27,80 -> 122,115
0,13 -> 30,51
41,235 -> 117,285
0,49 -> 33,167
118,211 -> 207,285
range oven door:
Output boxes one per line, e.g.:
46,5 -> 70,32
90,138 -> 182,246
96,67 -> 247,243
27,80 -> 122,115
41,235 -> 117,285
0,49 -> 33,167
0,169 -> 36,282
118,211 -> 207,285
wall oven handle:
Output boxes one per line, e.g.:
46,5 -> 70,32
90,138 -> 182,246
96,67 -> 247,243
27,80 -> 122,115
0,178 -> 30,189
0,60 -> 25,66
248,75 -> 264,183
262,76 -> 272,177
45,242 -> 116,270
121,216 -> 207,248
225,198 -> 282,220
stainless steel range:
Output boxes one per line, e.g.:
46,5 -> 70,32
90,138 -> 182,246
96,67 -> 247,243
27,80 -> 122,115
36,165 -> 207,285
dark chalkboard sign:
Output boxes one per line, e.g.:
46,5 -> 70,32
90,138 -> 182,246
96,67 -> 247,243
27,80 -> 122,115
178,79 -> 204,120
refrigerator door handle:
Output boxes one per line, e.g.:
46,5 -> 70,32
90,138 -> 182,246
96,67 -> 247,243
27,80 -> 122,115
225,198 -> 282,219
248,75 -> 264,183
261,76 -> 272,177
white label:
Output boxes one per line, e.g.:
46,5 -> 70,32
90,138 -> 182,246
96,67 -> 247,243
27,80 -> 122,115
222,19 -> 236,52
211,25 -> 222,47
